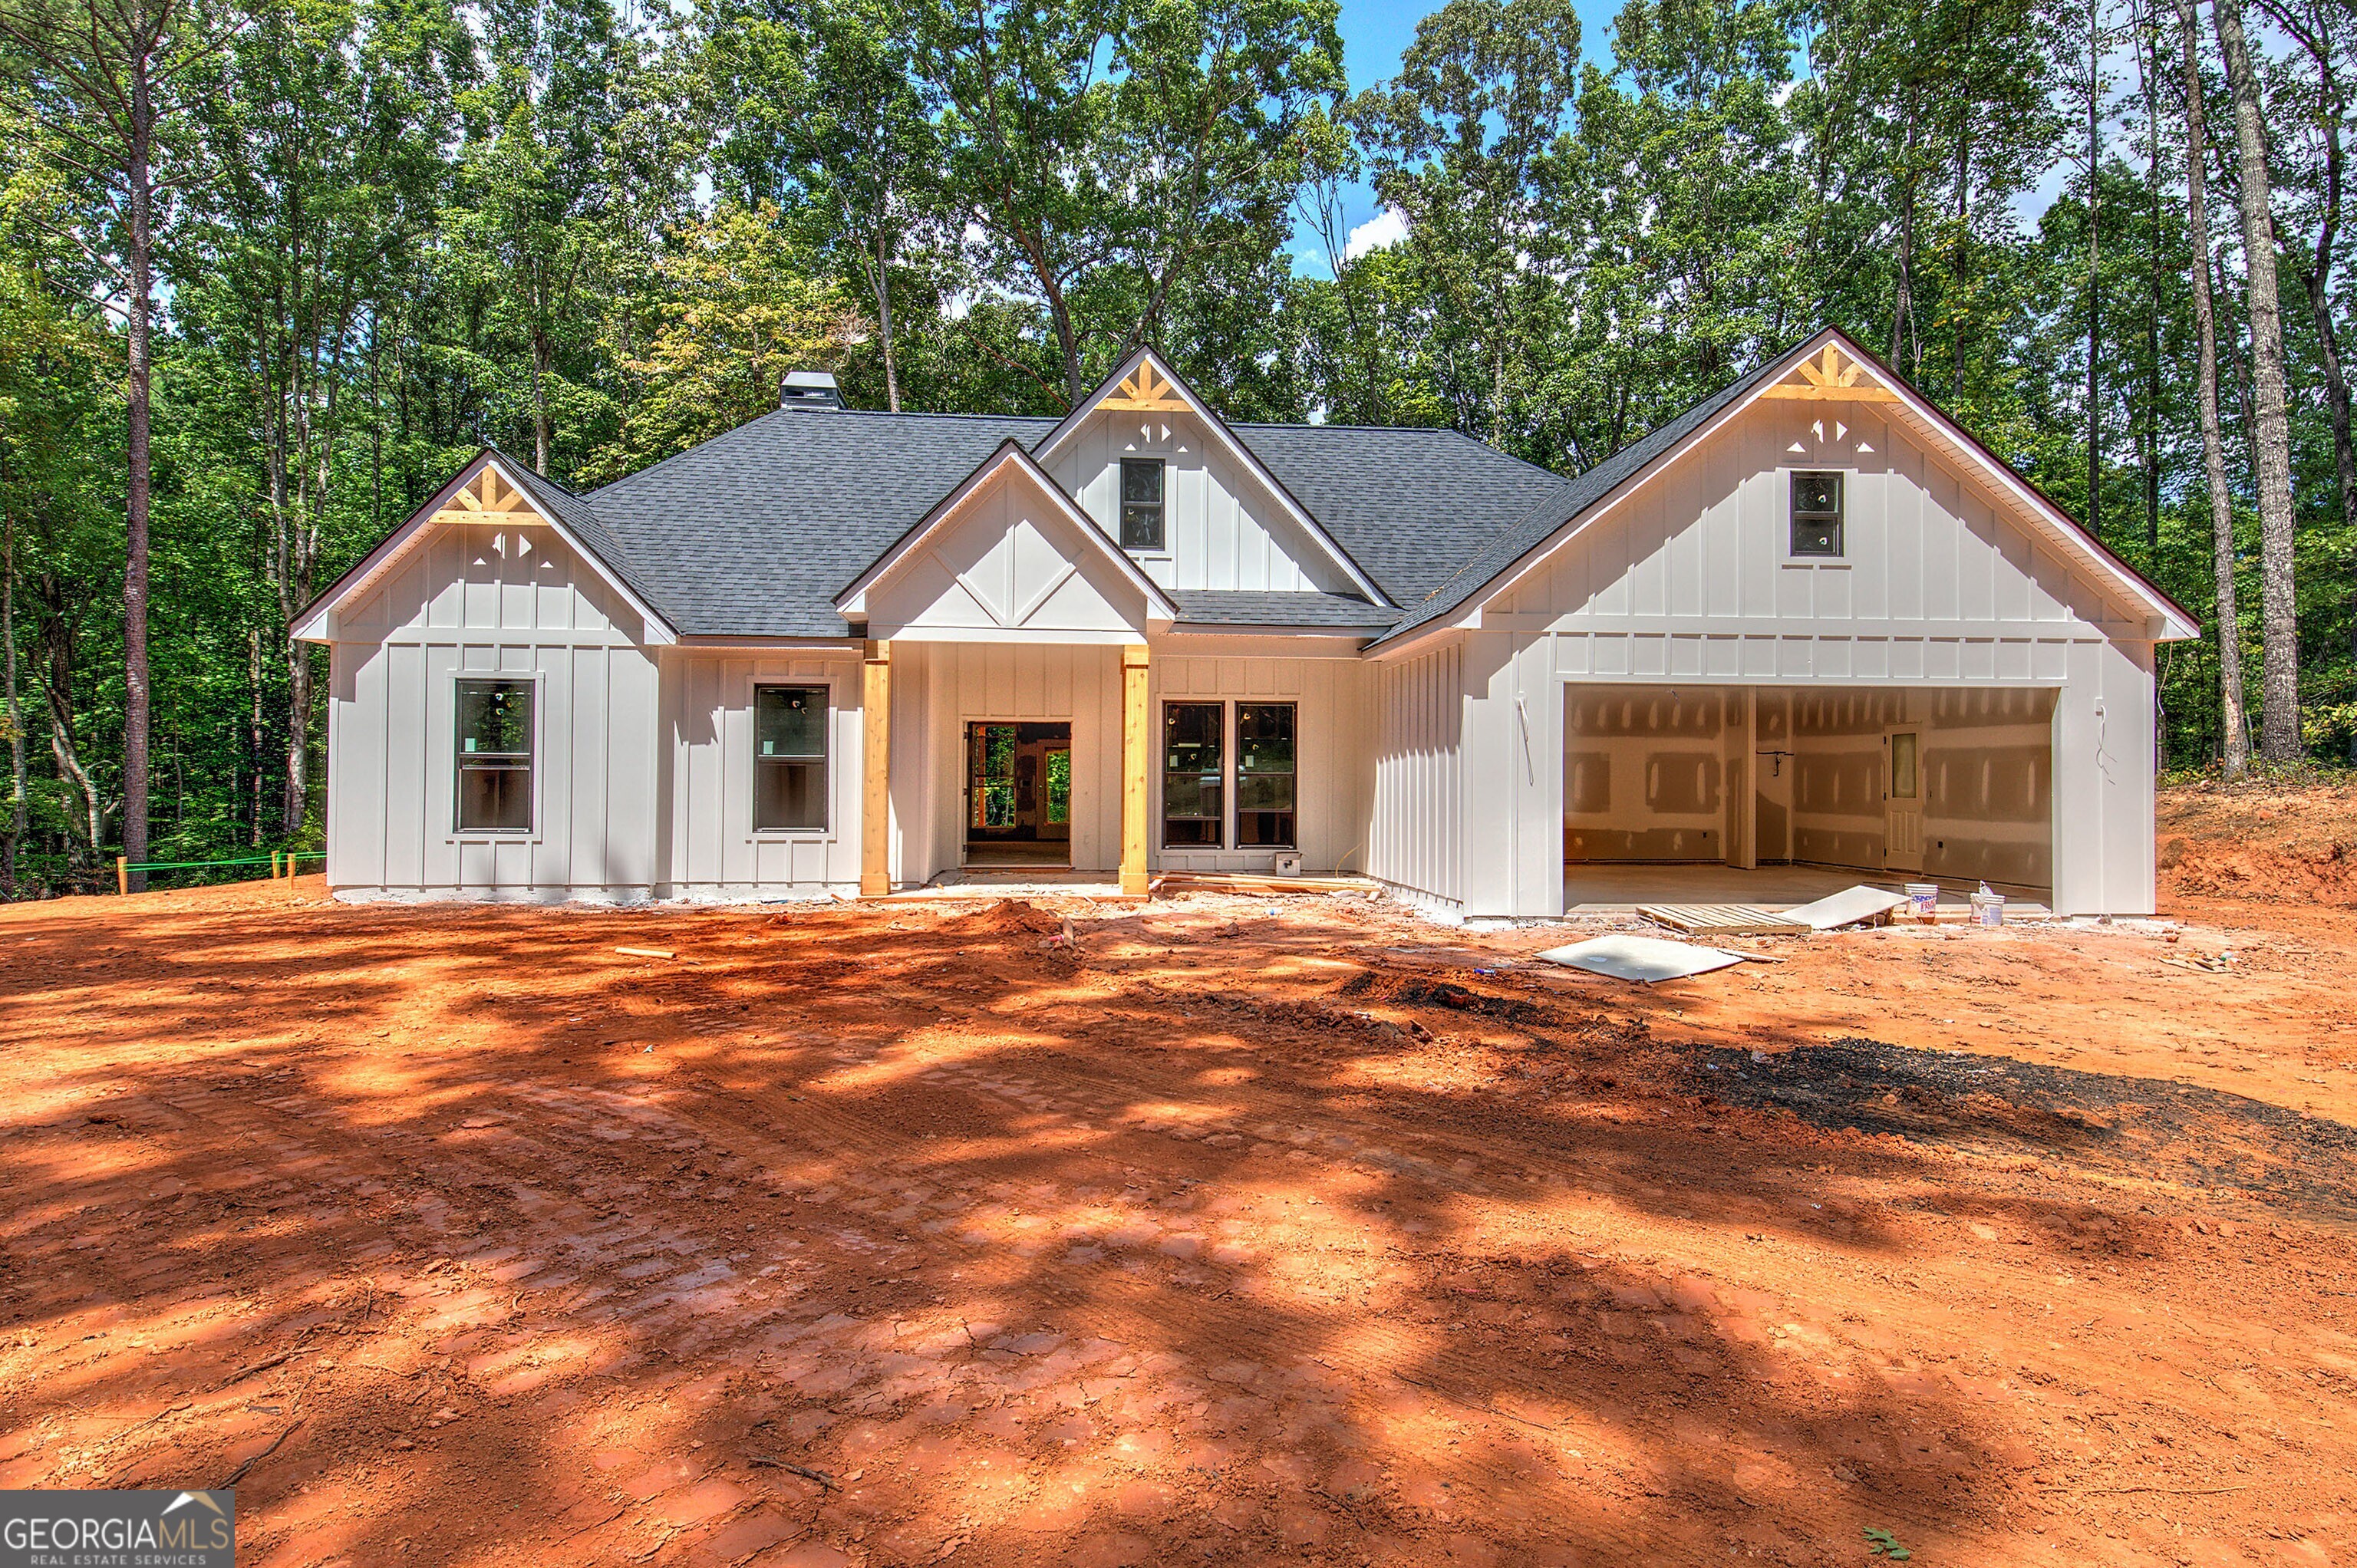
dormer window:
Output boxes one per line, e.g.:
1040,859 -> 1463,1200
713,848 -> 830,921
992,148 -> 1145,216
1120,458 -> 1165,550
1790,470 -> 1844,557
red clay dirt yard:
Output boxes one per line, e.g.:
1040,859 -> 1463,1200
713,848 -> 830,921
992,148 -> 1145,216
3,786 -> 2355,1567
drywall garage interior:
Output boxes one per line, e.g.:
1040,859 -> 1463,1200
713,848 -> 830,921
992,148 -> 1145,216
1563,684 -> 2055,891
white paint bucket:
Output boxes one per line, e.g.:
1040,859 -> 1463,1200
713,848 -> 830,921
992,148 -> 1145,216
1971,891 -> 2005,928
1905,883 -> 1938,918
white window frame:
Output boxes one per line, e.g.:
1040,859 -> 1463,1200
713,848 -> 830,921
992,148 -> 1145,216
448,668 -> 545,843
746,671 -> 844,842
1778,465 -> 1854,568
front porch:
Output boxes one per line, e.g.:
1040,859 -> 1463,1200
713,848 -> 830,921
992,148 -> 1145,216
861,639 -> 1154,898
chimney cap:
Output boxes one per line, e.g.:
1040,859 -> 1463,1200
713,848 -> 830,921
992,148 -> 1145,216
780,371 -> 842,410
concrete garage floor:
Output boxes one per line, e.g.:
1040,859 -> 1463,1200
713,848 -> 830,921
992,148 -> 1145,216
1564,861 -> 2051,914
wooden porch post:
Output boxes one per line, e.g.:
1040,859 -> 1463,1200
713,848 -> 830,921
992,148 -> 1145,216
1121,644 -> 1150,896
861,639 -> 892,897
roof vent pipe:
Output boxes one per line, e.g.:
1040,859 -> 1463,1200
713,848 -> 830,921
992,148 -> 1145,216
780,371 -> 843,410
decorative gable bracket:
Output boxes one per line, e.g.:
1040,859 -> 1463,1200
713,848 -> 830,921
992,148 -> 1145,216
1758,344 -> 1900,403
436,462 -> 545,525
1096,361 -> 1191,413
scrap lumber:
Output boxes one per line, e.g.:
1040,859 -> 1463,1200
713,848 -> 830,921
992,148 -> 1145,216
1637,904 -> 1811,937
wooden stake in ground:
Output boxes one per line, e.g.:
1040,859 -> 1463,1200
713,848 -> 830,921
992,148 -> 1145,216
2212,0 -> 2303,762
2176,0 -> 2248,778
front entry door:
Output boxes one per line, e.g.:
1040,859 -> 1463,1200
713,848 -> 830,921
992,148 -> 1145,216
965,722 -> 1073,865
1884,728 -> 1925,872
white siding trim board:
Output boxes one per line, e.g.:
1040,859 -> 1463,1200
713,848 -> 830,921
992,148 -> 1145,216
661,647 -> 865,900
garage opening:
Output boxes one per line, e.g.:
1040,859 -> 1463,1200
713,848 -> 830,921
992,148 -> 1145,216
1561,685 -> 2054,911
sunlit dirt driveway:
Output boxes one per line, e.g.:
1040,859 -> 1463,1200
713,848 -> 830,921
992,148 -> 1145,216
2,875 -> 2352,1566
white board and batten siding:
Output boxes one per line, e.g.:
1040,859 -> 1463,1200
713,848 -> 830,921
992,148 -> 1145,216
1367,642 -> 1466,914
1149,641 -> 1375,876
1376,393 -> 2161,918
661,650 -> 865,899
325,519 -> 662,901
1043,408 -> 1357,595
860,464 -> 1149,644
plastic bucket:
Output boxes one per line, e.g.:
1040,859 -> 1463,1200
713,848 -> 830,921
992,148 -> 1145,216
1970,892 -> 2005,928
1905,883 -> 1938,918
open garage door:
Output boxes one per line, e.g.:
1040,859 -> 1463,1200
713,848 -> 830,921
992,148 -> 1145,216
1563,684 -> 2055,909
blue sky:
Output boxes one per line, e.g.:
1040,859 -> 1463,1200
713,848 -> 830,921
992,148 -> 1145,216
1297,0 -> 1627,275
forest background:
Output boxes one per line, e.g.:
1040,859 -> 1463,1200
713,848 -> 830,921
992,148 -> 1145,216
0,0 -> 2349,893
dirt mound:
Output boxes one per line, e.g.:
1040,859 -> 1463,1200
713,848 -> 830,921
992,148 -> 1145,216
1693,1039 -> 2357,1219
937,897 -> 1067,938
2157,781 -> 2357,904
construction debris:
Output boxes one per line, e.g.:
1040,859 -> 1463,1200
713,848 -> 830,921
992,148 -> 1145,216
1637,904 -> 1811,937
1780,885 -> 1910,931
614,947 -> 677,960
1535,934 -> 1747,983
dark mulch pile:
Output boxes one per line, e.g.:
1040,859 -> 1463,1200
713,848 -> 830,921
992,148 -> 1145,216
1689,1039 -> 2357,1219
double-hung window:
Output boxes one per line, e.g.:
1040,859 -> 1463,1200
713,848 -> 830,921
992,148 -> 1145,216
754,685 -> 829,831
1161,700 -> 1299,849
455,679 -> 534,833
1120,458 -> 1165,551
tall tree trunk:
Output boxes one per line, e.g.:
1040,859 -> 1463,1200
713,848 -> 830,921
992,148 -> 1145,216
123,61 -> 154,889
248,626 -> 265,847
2141,0 -> 2162,552
2,510 -> 25,894
532,327 -> 553,476
876,225 -> 900,413
2087,0 -> 2104,542
2177,0 -> 2247,779
1891,94 -> 1920,368
1952,15 -> 1975,400
2214,0 -> 2302,762
2285,56 -> 2355,717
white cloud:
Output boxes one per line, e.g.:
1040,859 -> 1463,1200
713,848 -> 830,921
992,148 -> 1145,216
1343,206 -> 1409,262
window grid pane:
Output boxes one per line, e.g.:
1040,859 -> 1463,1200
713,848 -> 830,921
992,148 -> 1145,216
1162,701 -> 1223,848
455,680 -> 533,832
755,685 -> 829,831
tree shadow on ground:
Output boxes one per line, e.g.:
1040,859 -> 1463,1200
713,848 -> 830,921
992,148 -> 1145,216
0,891 -> 2332,1567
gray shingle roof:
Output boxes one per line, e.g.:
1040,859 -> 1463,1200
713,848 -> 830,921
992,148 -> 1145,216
1365,350 -> 1803,647
1165,589 -> 1404,631
588,410 -> 1052,639
496,458 -> 674,624
1227,423 -> 1564,608
571,407 -> 1567,639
